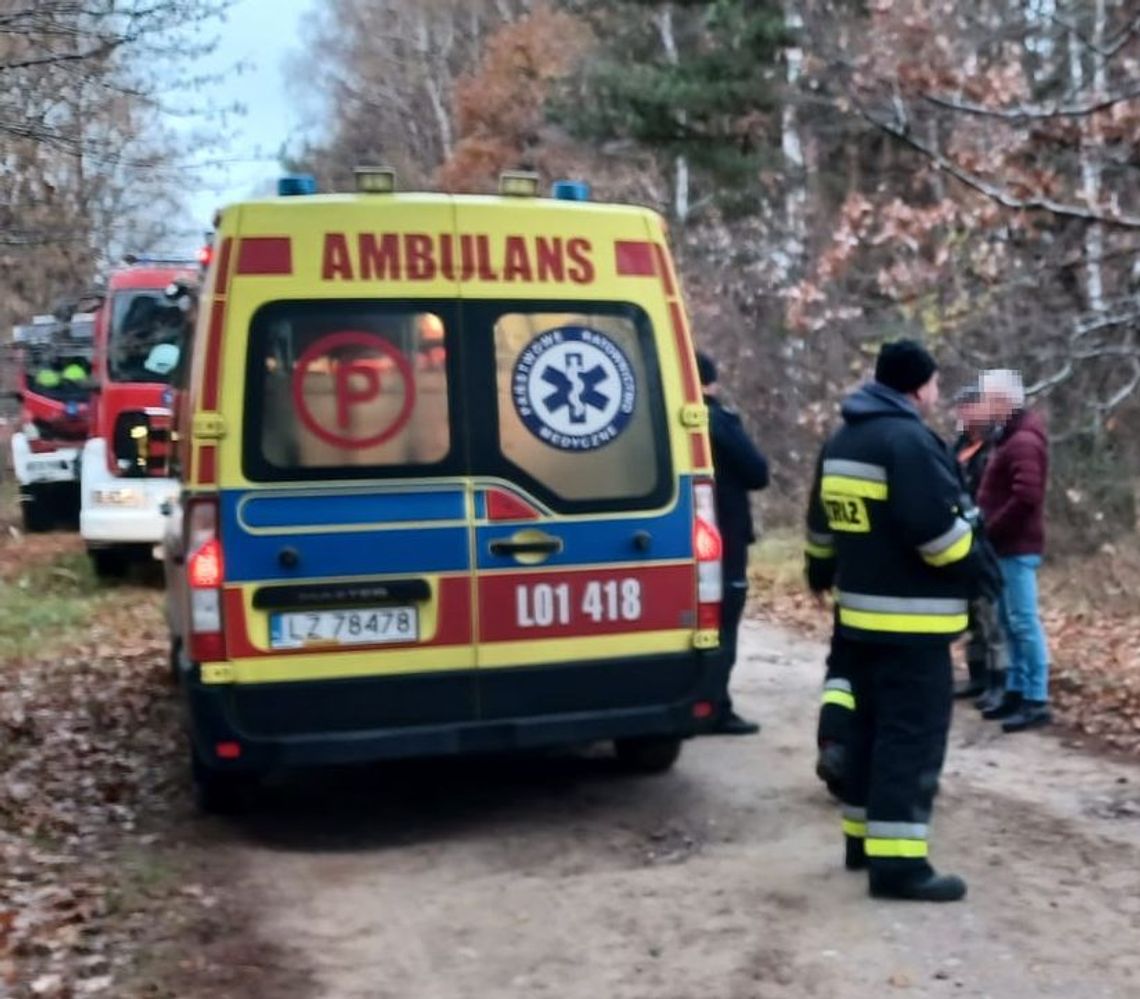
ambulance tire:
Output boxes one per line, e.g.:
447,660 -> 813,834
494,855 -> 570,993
614,736 -> 683,775
191,752 -> 255,815
90,548 -> 129,581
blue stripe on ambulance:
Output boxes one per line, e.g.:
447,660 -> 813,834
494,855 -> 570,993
219,490 -> 470,583
237,489 -> 465,530
474,488 -> 693,570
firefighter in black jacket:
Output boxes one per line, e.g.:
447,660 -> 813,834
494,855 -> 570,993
698,353 -> 770,735
805,340 -> 999,902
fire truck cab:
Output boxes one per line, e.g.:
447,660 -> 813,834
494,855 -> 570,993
80,259 -> 195,577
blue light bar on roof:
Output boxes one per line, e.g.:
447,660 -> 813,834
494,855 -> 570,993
552,180 -> 591,201
278,175 -> 317,197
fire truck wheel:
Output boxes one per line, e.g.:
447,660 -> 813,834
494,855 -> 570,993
90,548 -> 130,580
613,736 -> 683,775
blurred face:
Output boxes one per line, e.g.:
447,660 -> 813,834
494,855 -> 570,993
984,391 -> 1016,423
956,399 -> 987,434
912,371 -> 940,416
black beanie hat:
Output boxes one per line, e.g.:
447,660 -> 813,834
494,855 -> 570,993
696,351 -> 717,387
875,339 -> 938,395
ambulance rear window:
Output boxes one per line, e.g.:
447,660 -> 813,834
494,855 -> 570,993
483,303 -> 671,511
243,301 -> 456,481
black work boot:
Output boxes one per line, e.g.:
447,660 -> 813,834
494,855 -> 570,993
1002,700 -> 1052,733
816,742 -> 846,799
974,669 -> 1006,712
713,709 -> 761,736
982,690 -> 1023,721
870,870 -> 967,902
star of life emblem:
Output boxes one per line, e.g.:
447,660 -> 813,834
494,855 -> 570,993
511,326 -> 637,451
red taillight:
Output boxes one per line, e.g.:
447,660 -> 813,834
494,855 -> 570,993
198,244 -> 214,269
694,518 -> 722,562
184,499 -> 225,662
698,603 -> 721,630
693,479 -> 723,636
692,700 -> 715,720
215,741 -> 241,760
188,537 -> 223,589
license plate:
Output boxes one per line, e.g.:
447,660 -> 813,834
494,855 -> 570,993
269,606 -> 418,649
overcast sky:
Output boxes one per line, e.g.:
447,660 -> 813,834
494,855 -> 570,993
174,0 -> 315,244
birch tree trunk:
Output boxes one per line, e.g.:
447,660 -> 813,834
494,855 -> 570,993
416,8 -> 455,160
654,4 -> 690,224
782,0 -> 807,253
1072,0 -> 1107,313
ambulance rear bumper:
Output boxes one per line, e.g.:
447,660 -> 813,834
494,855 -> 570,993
184,650 -> 724,772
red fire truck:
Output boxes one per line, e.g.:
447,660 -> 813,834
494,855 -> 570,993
80,258 -> 196,577
7,311 -> 95,531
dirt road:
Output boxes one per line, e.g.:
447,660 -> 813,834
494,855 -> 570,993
216,622 -> 1140,999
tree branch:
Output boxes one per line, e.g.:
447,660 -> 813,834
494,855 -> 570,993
922,80 -> 1140,121
1096,357 -> 1140,417
1051,10 -> 1140,58
0,42 -> 119,75
851,96 -> 1140,229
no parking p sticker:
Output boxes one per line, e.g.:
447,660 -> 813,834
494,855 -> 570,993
291,331 -> 416,449
512,326 -> 637,451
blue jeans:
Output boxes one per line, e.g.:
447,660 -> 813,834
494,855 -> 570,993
998,555 -> 1050,702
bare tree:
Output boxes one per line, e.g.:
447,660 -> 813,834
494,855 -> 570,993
0,0 -> 232,331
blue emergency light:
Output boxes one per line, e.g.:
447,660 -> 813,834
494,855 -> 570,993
278,175 -> 317,197
552,180 -> 591,202
65,401 -> 79,417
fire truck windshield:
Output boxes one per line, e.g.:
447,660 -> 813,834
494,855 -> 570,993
108,290 -> 187,384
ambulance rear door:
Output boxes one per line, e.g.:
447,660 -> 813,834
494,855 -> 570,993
212,198 -> 480,732
454,200 -> 705,723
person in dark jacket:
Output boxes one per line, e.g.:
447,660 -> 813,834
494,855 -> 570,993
951,388 -> 1006,702
698,352 -> 770,736
976,369 -> 1052,732
805,340 -> 1000,902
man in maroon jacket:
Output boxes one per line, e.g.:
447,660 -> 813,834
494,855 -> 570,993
976,370 -> 1052,732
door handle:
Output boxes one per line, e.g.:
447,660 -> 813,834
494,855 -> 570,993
489,537 -> 563,557
489,530 -> 564,563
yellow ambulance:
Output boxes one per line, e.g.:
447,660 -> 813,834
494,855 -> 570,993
164,171 -> 725,809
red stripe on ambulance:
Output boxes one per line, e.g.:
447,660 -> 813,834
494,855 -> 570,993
214,235 -> 234,296
193,237 -> 233,486
479,563 -> 695,643
614,240 -> 657,277
669,303 -> 701,404
201,299 -> 226,411
689,434 -> 709,470
652,243 -> 677,297
197,445 -> 217,486
236,236 -> 293,276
